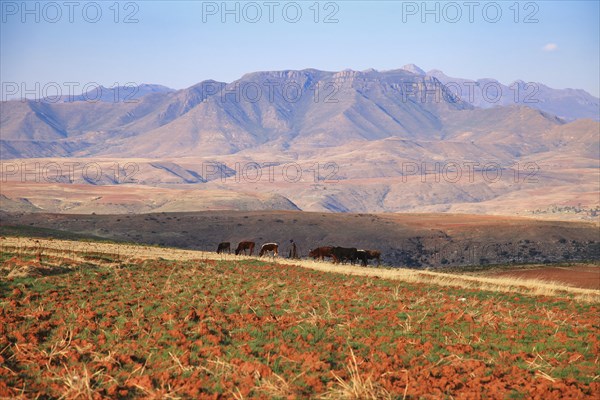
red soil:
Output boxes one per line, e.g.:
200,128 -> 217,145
491,265 -> 600,290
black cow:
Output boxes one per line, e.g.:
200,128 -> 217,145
355,250 -> 368,266
216,242 -> 230,254
355,249 -> 381,266
331,247 -> 358,264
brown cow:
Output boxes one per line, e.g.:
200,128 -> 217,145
366,250 -> 381,266
259,243 -> 278,257
235,241 -> 255,256
216,242 -> 230,254
308,246 -> 334,261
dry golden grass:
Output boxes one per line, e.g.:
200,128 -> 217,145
319,347 -> 393,400
2,236 -> 598,303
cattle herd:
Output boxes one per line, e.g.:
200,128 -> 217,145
308,246 -> 381,266
216,241 -> 381,267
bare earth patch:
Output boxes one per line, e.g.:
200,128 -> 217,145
489,264 -> 600,290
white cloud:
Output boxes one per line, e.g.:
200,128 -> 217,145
542,43 -> 558,52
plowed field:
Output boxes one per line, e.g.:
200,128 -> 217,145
1,237 -> 599,398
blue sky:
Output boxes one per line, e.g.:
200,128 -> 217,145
1,1 -> 599,97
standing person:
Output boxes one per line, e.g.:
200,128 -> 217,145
288,239 -> 298,259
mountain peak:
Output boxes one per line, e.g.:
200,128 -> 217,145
402,64 -> 426,76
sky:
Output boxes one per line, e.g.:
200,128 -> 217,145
1,0 -> 599,98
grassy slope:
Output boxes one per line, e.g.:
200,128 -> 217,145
1,238 -> 599,398
0,224 -> 109,242
2,210 -> 599,268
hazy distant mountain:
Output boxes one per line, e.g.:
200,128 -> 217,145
423,68 -> 599,121
401,64 -> 426,76
63,83 -> 175,103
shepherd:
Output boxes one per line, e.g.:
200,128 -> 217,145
288,239 -> 298,259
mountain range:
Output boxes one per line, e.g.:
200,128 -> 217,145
0,66 -> 598,218
1,66 -> 598,160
